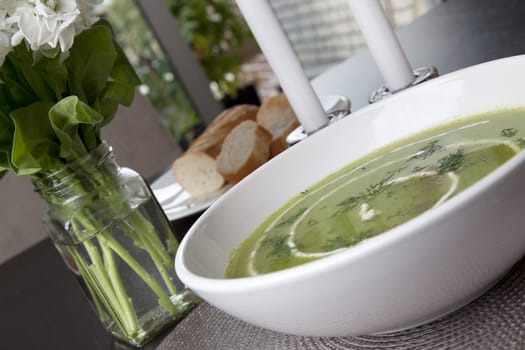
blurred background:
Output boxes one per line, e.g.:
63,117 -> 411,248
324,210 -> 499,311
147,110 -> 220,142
102,0 -> 440,147
0,0 -> 443,264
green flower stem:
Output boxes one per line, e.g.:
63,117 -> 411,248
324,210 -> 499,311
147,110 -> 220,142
73,215 -> 139,335
127,210 -> 172,267
100,232 -> 177,315
68,242 -> 128,336
83,240 -> 130,327
123,213 -> 177,295
100,238 -> 139,336
69,247 -> 110,325
121,221 -> 177,296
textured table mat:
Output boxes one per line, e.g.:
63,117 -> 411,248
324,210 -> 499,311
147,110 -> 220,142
158,257 -> 525,349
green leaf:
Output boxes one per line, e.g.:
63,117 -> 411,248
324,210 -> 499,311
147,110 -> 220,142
65,25 -> 118,105
79,124 -> 100,152
49,96 -> 104,161
37,47 -> 61,60
0,111 -> 14,173
91,19 -> 141,87
110,36 -> 141,87
10,102 -> 62,175
0,56 -> 37,109
10,44 -> 67,102
71,20 -> 139,127
93,81 -> 136,127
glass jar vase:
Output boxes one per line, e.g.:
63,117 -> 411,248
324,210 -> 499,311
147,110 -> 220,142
34,142 -> 199,347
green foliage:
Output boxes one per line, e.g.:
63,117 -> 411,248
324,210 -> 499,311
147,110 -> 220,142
100,0 -> 202,145
49,96 -> 104,162
10,102 -> 62,175
0,112 -> 15,178
0,21 -> 140,178
10,45 -> 67,102
166,0 -> 252,98
65,25 -> 119,105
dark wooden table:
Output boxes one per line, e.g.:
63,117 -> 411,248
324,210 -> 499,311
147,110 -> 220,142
3,0 -> 525,348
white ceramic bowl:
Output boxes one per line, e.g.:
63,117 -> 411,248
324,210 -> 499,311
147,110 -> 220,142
175,55 -> 525,336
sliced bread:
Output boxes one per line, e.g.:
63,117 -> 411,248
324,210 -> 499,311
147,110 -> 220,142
216,120 -> 272,184
172,152 -> 225,197
256,93 -> 300,157
188,104 -> 259,157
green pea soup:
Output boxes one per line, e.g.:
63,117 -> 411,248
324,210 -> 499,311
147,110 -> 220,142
225,109 -> 525,278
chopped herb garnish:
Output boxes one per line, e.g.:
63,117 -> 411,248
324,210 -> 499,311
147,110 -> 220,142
261,234 -> 292,259
408,140 -> 442,161
437,148 -> 465,174
501,128 -> 518,137
517,137 -> 525,148
276,208 -> 307,227
412,165 -> 428,173
322,235 -> 351,251
365,172 -> 395,197
307,219 -> 318,227
336,173 -> 395,214
300,190 -> 309,195
336,195 -> 362,214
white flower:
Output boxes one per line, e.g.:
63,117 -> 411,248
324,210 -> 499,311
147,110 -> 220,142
0,0 -> 102,65
0,5 -> 17,65
0,32 -> 12,66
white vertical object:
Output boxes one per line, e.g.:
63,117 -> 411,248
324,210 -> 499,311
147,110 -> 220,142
235,0 -> 328,134
347,0 -> 414,92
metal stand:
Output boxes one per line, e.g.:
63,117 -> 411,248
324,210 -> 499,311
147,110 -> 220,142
368,66 -> 439,104
286,66 -> 437,147
286,95 -> 351,147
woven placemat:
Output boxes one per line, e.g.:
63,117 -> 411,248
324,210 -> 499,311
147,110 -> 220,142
158,256 -> 525,349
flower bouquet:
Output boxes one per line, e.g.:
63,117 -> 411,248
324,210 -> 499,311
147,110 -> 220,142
0,1 -> 198,346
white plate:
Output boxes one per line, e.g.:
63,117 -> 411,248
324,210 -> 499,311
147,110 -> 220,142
151,95 -> 351,221
151,170 -> 232,221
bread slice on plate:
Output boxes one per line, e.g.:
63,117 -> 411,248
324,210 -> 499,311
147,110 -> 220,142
172,152 -> 225,197
256,93 -> 300,157
188,104 -> 259,157
217,120 -> 272,184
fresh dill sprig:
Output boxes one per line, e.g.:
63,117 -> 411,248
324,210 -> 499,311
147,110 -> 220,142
365,172 -> 395,197
501,128 -> 518,137
336,173 -> 395,214
437,148 -> 465,174
307,218 -> 318,227
336,194 -> 363,214
322,235 -> 351,251
407,140 -> 442,161
261,234 -> 292,259
517,137 -> 525,149
412,165 -> 429,173
276,208 -> 307,227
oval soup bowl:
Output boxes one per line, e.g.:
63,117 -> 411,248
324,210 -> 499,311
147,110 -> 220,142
175,55 -> 525,336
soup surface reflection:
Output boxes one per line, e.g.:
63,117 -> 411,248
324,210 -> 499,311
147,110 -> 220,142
225,109 -> 525,278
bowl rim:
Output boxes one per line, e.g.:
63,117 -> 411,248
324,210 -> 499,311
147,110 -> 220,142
175,54 -> 525,294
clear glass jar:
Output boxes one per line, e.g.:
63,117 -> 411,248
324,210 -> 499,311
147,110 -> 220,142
34,142 -> 199,347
